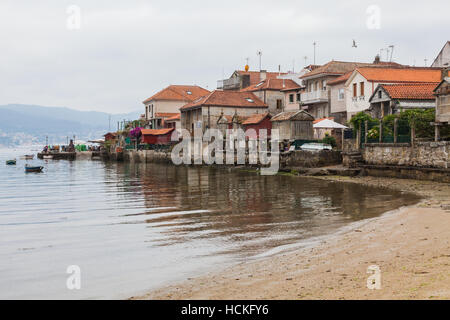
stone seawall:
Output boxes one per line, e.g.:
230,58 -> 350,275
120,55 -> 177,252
112,149 -> 343,169
363,142 -> 450,169
282,150 -> 342,168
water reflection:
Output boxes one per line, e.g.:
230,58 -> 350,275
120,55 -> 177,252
0,149 -> 420,299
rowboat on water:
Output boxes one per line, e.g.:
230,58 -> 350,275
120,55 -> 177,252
21,155 -> 34,160
25,165 -> 44,173
6,159 -> 16,165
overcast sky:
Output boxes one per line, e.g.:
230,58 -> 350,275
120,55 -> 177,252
0,0 -> 449,113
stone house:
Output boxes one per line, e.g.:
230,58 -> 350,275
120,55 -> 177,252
271,110 -> 314,141
299,61 -> 377,120
241,78 -> 301,113
431,41 -> 450,68
180,90 -> 268,133
433,68 -> 450,140
142,85 -> 210,129
368,83 -> 437,118
217,70 -> 286,91
344,67 -> 441,120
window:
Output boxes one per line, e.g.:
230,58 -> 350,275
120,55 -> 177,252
245,98 -> 254,103
296,93 -> 301,101
321,80 -> 326,91
314,82 -> 318,91
378,90 -> 382,99
276,99 -> 282,109
353,83 -> 357,97
289,94 -> 294,103
186,91 -> 192,95
360,82 -> 364,96
338,88 -> 345,100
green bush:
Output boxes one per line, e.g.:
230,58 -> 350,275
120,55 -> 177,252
321,133 -> 337,148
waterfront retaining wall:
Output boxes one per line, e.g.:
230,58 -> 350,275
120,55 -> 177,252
282,150 -> 342,168
363,141 -> 450,169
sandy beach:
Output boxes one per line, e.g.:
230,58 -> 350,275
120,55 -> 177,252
132,176 -> 450,300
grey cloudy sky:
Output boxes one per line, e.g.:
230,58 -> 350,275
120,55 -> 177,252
0,0 -> 449,113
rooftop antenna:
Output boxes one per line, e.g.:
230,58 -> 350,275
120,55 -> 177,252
388,45 -> 394,62
313,42 -> 317,65
380,48 -> 385,60
256,50 -> 262,71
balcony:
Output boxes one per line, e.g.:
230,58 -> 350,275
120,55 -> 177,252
217,77 -> 241,90
301,90 -> 328,104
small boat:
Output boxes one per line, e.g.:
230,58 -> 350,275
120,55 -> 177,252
6,159 -> 16,165
25,165 -> 44,173
21,155 -> 34,160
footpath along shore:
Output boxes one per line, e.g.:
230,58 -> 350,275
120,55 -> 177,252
131,176 -> 450,300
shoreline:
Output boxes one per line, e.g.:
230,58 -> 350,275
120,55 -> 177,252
131,175 -> 450,300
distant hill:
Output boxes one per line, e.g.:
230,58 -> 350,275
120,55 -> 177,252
0,104 -> 142,147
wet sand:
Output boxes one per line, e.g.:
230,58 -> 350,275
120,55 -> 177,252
132,176 -> 450,300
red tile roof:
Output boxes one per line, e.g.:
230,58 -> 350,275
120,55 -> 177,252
356,67 -> 441,83
242,112 -> 271,125
381,83 -> 437,100
180,90 -> 268,110
141,128 -> 175,136
313,117 -> 335,124
154,112 -> 179,118
165,113 -> 181,121
327,72 -> 353,85
301,60 -> 405,79
235,70 -> 287,86
242,79 -> 301,92
143,85 -> 210,103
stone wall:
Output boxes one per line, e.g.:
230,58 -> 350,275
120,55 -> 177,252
282,150 -> 342,168
363,141 -> 450,169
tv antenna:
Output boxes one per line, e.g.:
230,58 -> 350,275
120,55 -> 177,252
256,50 -> 262,71
313,42 -> 317,65
388,45 -> 395,62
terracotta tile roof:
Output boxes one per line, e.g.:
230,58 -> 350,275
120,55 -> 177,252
143,85 -> 210,103
165,113 -> 181,121
313,117 -> 335,124
242,112 -> 271,125
301,61 -> 405,79
380,83 -> 437,100
242,79 -> 301,92
141,128 -> 174,136
180,90 -> 268,111
154,112 -> 179,118
356,67 -> 441,83
271,110 -> 314,122
236,70 -> 287,86
327,72 -> 353,85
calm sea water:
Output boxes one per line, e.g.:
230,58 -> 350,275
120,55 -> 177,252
0,147 -> 420,299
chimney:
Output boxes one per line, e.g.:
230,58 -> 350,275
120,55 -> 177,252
260,70 -> 267,81
374,55 -> 381,64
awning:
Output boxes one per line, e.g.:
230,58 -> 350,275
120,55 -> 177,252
313,119 -> 348,129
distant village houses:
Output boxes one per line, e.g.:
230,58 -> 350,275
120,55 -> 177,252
142,85 -> 210,129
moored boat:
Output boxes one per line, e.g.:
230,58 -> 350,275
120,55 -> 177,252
21,155 -> 34,160
25,165 -> 44,173
6,159 -> 16,165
